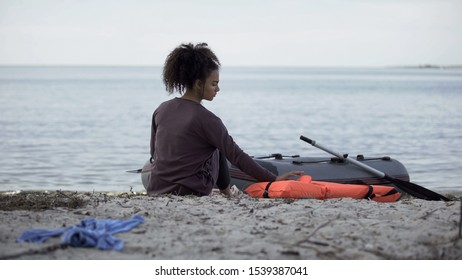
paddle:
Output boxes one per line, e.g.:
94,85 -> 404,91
126,169 -> 142,173
300,135 -> 449,201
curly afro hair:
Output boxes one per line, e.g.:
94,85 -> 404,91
162,42 -> 221,94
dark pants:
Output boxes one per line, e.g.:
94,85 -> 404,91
216,151 -> 230,190
173,151 -> 230,196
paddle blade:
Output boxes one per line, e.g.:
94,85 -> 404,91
386,175 -> 449,201
126,169 -> 142,174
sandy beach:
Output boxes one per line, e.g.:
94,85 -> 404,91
0,190 -> 461,260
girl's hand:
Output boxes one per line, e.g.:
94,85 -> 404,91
275,171 -> 304,181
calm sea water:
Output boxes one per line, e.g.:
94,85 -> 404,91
0,66 -> 461,193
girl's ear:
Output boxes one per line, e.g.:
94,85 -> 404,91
194,79 -> 203,90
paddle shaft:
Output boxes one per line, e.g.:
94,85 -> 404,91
300,136 -> 386,178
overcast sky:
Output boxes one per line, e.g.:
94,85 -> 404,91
1,0 -> 461,67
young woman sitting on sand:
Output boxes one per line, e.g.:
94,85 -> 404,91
147,42 -> 303,197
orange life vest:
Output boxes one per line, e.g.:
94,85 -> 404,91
244,175 -> 401,202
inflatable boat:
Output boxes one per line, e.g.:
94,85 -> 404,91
135,135 -> 448,201
139,153 -> 409,191
228,153 -> 410,190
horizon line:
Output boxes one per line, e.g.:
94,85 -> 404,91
1,63 -> 462,69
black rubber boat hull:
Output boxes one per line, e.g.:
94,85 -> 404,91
228,155 -> 410,191
140,155 -> 410,191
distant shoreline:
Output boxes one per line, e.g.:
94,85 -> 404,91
1,64 -> 462,69
390,64 -> 462,70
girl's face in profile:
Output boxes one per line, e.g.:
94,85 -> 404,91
201,70 -> 220,101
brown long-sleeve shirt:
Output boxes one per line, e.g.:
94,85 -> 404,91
147,98 -> 276,195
